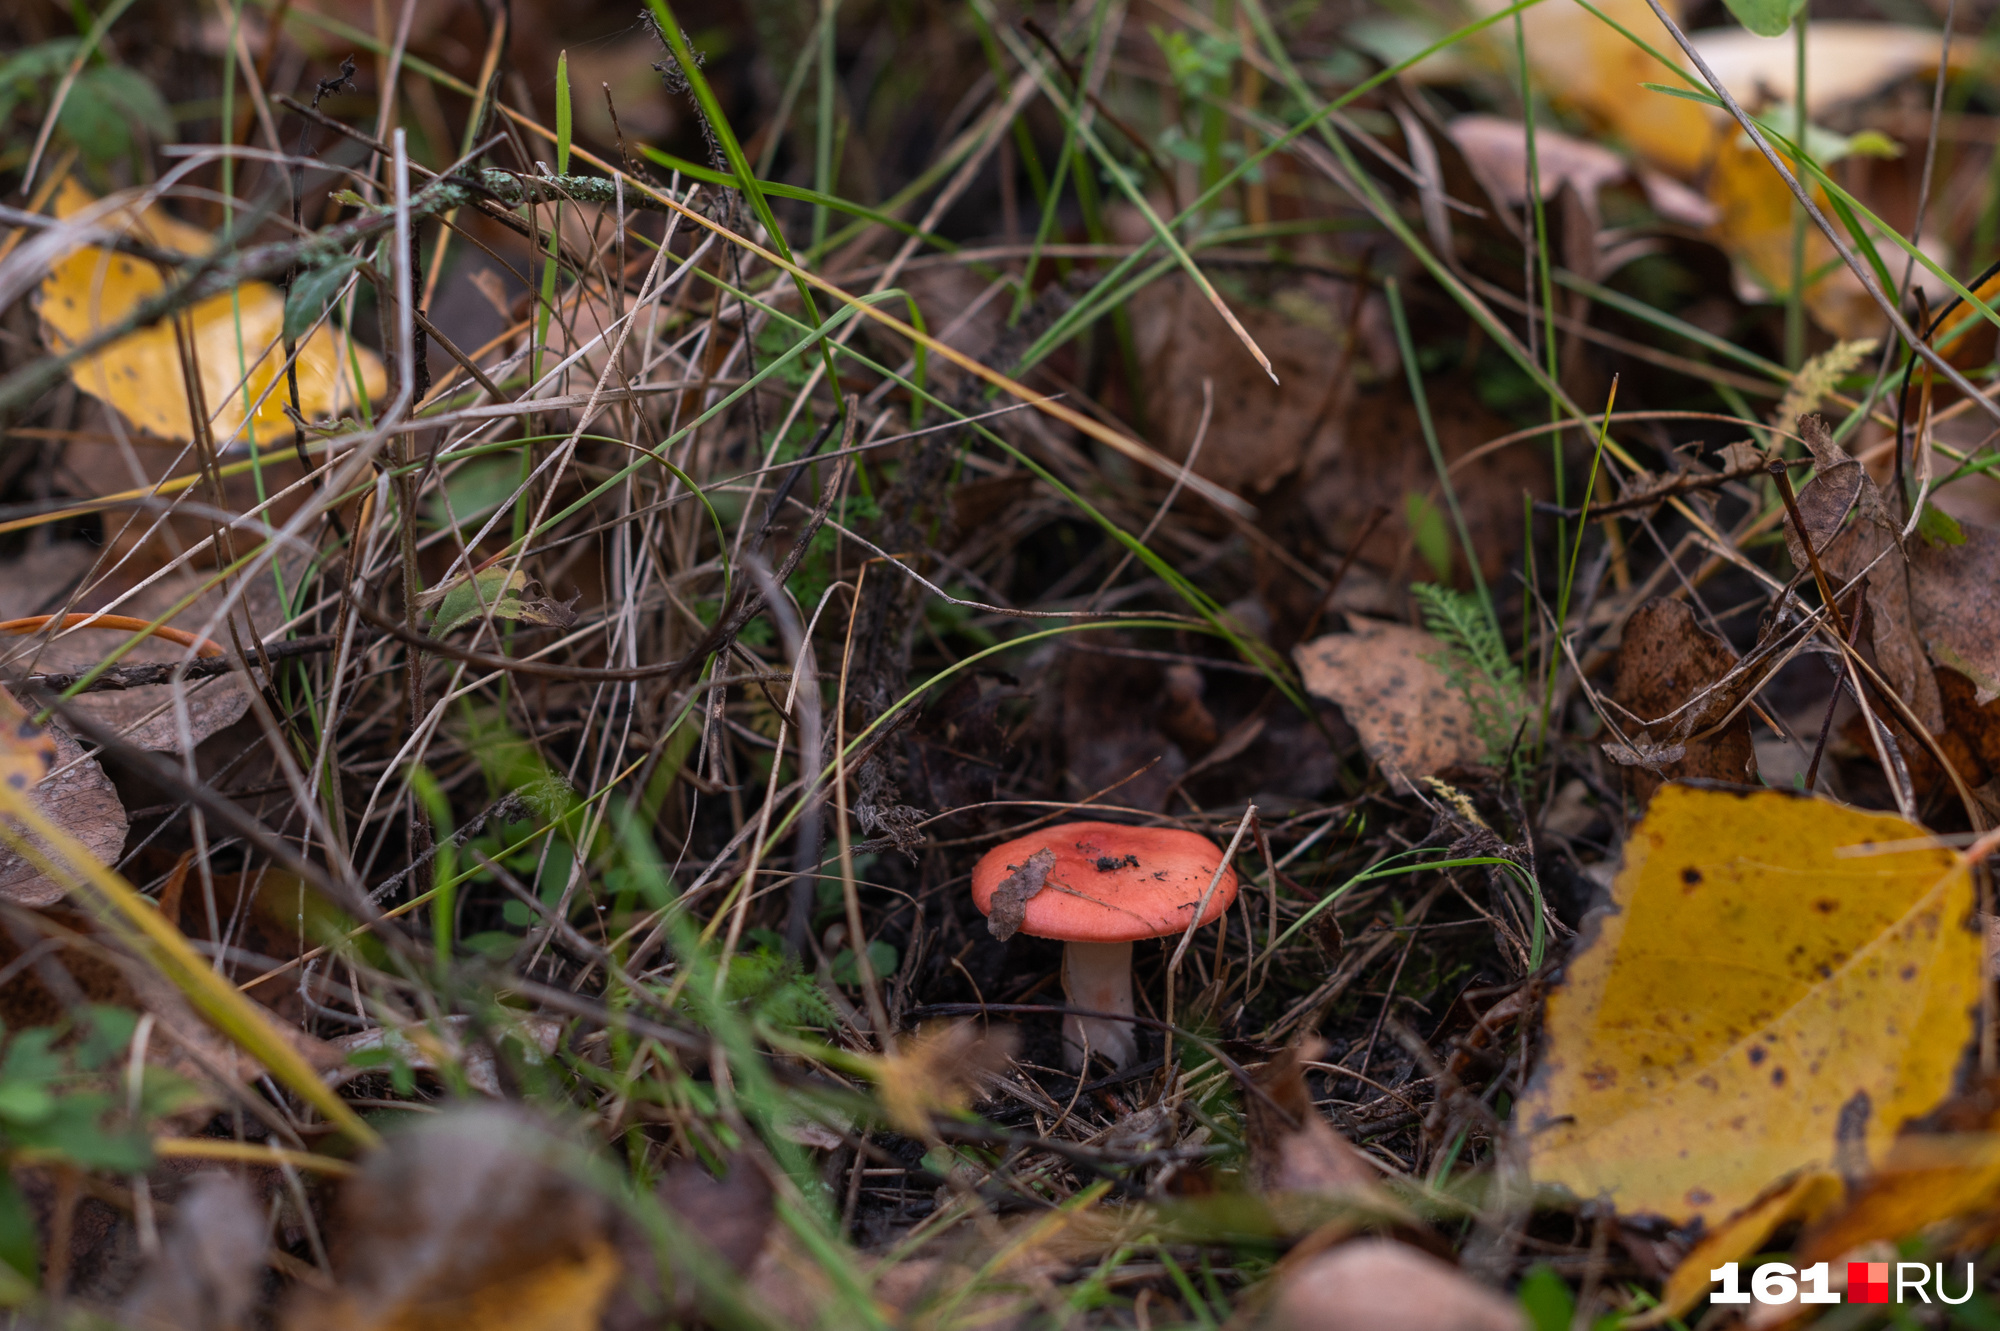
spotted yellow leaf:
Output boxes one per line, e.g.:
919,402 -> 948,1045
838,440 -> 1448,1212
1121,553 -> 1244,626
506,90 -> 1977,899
1520,786 -> 1981,1230
36,178 -> 386,445
0,690 -> 56,799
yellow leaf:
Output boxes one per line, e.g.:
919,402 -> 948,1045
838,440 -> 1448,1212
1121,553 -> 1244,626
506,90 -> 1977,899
36,178 -> 386,445
1467,0 -> 1717,177
1520,786 -> 1980,1230
1641,1170 -> 1845,1325
1800,1084 -> 2000,1262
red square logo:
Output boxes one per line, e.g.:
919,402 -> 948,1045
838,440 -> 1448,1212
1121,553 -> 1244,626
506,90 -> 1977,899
1847,1261 -> 1890,1304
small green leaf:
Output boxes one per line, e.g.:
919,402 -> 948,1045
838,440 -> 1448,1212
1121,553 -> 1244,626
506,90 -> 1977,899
1517,1265 -> 1576,1331
1405,490 -> 1453,581
831,940 -> 898,987
0,1174 -> 35,1291
1721,0 -> 1804,39
0,1082 -> 53,1127
1918,504 -> 1966,548
284,255 -> 365,342
421,566 -> 579,637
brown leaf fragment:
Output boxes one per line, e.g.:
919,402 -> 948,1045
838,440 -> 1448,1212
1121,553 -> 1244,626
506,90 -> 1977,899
1911,519 -> 2000,706
1780,415 -> 1943,732
985,847 -> 1056,941
1295,617 -> 1485,793
1263,1239 -> 1525,1331
604,1154 -> 776,1329
1784,414 -> 1869,562
1247,1038 -> 1377,1197
282,1107 -> 620,1331
1608,598 -> 1757,807
119,1172 -> 266,1331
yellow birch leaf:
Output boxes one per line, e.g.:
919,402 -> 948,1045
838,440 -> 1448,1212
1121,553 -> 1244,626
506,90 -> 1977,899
1466,0 -> 1718,177
1520,786 -> 1981,1231
0,689 -> 56,799
1641,1170 -> 1845,1325
35,178 -> 386,445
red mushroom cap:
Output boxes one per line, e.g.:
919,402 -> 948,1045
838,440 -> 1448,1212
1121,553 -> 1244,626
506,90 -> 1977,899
969,821 -> 1240,944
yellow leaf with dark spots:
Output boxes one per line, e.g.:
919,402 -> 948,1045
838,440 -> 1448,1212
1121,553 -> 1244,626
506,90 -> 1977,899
1519,786 -> 1980,1229
36,178 -> 385,444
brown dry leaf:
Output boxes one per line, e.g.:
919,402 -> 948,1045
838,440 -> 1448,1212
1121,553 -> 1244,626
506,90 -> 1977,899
119,1172 -> 266,1331
1910,518 -> 2000,707
984,847 -> 1055,943
605,1154 -> 776,1330
0,718 -> 123,907
1519,786 -> 1980,1231
1262,1239 -> 1525,1331
873,1021 -> 1017,1138
283,1107 -> 621,1331
1246,1037 -> 1378,1198
1295,617 -> 1484,793
3,558 -> 307,753
37,179 -> 386,443
1127,271 -> 1356,496
1608,598 -> 1757,807
1785,415 -> 1942,733
1447,115 -> 1627,220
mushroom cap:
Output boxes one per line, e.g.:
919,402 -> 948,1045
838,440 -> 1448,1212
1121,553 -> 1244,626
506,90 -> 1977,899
969,821 -> 1240,944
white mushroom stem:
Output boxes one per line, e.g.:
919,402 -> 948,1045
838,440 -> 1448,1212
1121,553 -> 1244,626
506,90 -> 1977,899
1061,940 -> 1137,1071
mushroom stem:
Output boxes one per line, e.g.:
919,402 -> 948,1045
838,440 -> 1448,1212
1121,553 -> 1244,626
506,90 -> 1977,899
1060,939 -> 1137,1071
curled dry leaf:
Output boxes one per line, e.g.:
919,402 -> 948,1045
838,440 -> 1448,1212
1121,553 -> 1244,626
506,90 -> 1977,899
0,717 -> 123,907
1295,617 -> 1485,793
1608,597 -> 1757,807
36,180 -> 386,443
1246,1037 -> 1378,1199
1262,1239 -> 1525,1331
1520,786 -> 1980,1231
1447,114 -> 1628,218
119,1172 -> 266,1331
283,1107 -> 621,1331
984,847 -> 1055,942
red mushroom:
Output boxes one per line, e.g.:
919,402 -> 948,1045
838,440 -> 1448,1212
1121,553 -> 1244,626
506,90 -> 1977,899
971,821 -> 1239,1071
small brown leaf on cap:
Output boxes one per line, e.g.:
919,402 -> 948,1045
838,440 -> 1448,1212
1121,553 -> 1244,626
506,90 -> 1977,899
984,847 -> 1055,941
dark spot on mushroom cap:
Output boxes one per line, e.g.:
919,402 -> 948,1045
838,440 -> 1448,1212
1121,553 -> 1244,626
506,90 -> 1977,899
5,774 -> 21,790
1681,866 -> 1703,885
1813,898 -> 1839,913
1748,1046 -> 1765,1065
1771,1067 -> 1787,1087
1093,854 -> 1139,872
